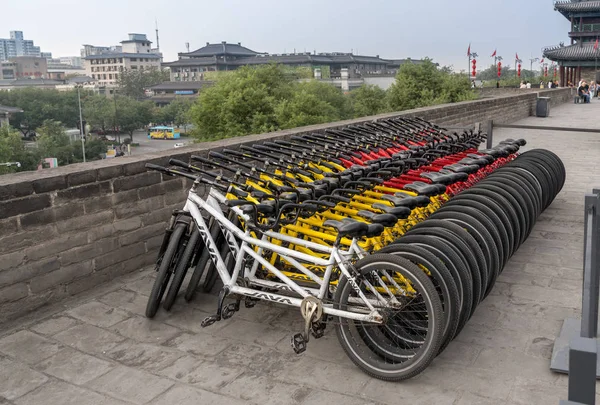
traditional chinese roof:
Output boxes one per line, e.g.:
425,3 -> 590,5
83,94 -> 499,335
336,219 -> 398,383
544,42 -> 600,61
179,42 -> 261,58
555,1 -> 600,18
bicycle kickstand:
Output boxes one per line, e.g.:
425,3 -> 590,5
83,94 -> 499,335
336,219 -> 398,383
201,286 -> 231,327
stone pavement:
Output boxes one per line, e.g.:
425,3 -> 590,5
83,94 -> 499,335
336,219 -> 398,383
0,100 -> 599,405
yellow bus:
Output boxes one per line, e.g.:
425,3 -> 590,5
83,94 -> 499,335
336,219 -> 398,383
147,126 -> 180,140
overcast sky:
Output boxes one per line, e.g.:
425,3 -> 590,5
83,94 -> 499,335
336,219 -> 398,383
4,0 -> 569,70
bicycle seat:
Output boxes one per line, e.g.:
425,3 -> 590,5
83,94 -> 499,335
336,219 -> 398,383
419,172 -> 457,185
381,194 -> 417,209
370,204 -> 411,220
354,211 -> 397,228
443,163 -> 479,174
323,219 -> 369,239
478,148 -> 505,158
241,203 -> 276,216
467,153 -> 495,164
458,157 -> 489,167
392,193 -> 431,208
340,218 -> 386,238
403,182 -> 445,197
438,170 -> 469,183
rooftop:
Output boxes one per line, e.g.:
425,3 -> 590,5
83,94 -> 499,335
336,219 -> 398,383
83,53 -> 161,60
149,80 -> 214,91
0,105 -> 23,114
554,0 -> 600,17
179,42 -> 261,58
543,42 -> 600,60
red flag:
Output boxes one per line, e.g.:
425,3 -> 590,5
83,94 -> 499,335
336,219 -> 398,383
516,53 -> 519,60
594,38 -> 599,50
467,44 -> 471,56
491,49 -> 497,57
540,58 -> 544,63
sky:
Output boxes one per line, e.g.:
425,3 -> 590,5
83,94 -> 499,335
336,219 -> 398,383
4,0 -> 570,71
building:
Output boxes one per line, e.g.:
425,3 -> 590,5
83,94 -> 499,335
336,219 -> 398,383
164,41 -> 423,82
0,31 -> 42,61
83,33 -> 162,90
59,56 -> 83,68
7,56 -> 48,79
0,79 -> 62,91
148,81 -> 214,106
544,0 -> 600,85
0,105 -> 23,128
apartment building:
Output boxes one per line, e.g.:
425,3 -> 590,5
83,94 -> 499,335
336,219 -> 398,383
0,31 -> 42,61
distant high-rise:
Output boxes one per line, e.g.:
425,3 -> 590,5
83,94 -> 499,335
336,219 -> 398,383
0,31 -> 42,61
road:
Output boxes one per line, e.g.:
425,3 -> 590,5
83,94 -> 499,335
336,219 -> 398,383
104,130 -> 193,156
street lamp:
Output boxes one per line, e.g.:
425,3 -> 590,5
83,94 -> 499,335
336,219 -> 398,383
529,57 -> 539,74
0,162 -> 21,168
76,85 -> 86,163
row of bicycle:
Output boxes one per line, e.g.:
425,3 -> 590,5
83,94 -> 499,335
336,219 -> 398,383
141,116 -> 562,380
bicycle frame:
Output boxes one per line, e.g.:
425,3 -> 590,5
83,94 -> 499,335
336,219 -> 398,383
182,184 -> 385,324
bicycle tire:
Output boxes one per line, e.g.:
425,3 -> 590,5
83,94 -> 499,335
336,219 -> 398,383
145,223 -> 186,318
334,254 -> 444,381
163,227 -> 200,311
184,217 -> 221,302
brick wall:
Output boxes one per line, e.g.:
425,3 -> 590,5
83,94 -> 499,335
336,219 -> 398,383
0,88 -> 571,323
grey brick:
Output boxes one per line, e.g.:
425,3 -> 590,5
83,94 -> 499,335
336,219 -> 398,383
56,181 -> 111,201
0,256 -> 60,287
114,196 -> 164,220
121,250 -> 156,273
32,176 -> 67,194
113,172 -> 161,193
0,217 -> 18,237
0,330 -> 63,365
145,234 -> 164,252
0,181 -> 33,201
113,216 -> 142,233
55,210 -> 113,233
30,260 -> 93,293
119,223 -> 165,247
94,241 -> 145,271
0,194 -> 52,219
0,283 -> 28,303
20,203 -> 85,230
87,223 -> 114,242
0,356 -> 48,400
67,170 -> 97,187
84,195 -> 113,214
65,264 -> 123,296
25,232 -> 88,261
140,204 -> 179,226
112,188 -> 139,205
97,164 -> 123,181
164,190 -> 187,206
60,237 -> 119,266
0,249 -> 26,271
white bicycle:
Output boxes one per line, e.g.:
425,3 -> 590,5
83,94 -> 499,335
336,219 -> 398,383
145,163 -> 444,381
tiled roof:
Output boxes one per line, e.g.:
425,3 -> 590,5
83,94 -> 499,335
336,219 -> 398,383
544,42 -> 600,60
162,57 -> 217,67
165,53 -> 395,67
555,1 -> 600,14
149,81 -> 214,91
179,43 -> 260,58
84,53 -> 161,60
0,105 -> 23,113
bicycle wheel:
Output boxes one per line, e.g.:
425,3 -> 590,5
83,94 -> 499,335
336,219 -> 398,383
334,254 -> 444,381
145,223 -> 186,318
163,227 -> 200,311
184,216 -> 221,302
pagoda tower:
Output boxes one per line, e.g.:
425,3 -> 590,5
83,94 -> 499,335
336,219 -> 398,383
544,0 -> 600,86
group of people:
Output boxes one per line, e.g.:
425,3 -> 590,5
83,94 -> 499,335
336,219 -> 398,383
519,80 -> 559,89
575,80 -> 598,103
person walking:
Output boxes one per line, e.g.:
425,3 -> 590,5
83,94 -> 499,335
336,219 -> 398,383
590,81 -> 597,101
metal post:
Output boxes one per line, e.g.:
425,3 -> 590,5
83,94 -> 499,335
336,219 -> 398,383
486,120 -> 493,149
581,194 -> 599,339
567,337 -> 597,404
77,86 -> 86,163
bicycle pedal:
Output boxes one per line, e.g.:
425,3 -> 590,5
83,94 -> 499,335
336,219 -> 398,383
291,333 -> 307,354
244,298 -> 257,308
311,324 -> 325,339
221,303 -> 239,320
201,315 -> 219,327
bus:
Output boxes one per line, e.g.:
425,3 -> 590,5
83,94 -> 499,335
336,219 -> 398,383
147,126 -> 180,140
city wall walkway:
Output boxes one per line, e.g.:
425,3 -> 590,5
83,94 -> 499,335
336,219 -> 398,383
0,98 -> 598,404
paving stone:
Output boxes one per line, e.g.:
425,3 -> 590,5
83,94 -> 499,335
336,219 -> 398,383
148,384 -> 248,405
455,392 -> 508,405
97,288 -> 147,314
0,356 -> 48,400
111,315 -> 182,343
166,358 -> 245,391
13,380 -> 124,405
472,347 -> 557,383
219,372 -> 312,405
217,318 -> 290,347
86,365 -> 174,404
156,355 -> 204,380
66,301 -> 131,328
0,330 -> 63,365
35,347 -> 114,385
435,340 -> 484,367
508,378 -> 569,405
53,324 -> 126,354
106,339 -> 184,372
29,315 -> 80,336
163,331 -> 232,358
301,390 -> 384,405
122,273 -> 155,296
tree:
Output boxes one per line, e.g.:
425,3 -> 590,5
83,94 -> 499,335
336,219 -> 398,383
156,97 -> 193,128
387,58 -> 476,111
275,88 -> 340,129
36,120 -> 77,166
0,126 -> 40,174
83,95 -> 114,132
116,97 -> 154,141
72,137 -> 107,162
349,85 -> 388,118
117,67 -> 170,100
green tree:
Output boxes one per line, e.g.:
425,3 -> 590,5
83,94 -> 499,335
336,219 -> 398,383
275,88 -> 340,129
73,137 -> 107,161
116,97 -> 154,141
387,58 -> 476,111
117,67 -> 170,99
36,120 -> 77,166
0,126 -> 40,174
83,94 -> 114,132
349,84 -> 388,118
156,97 -> 193,128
